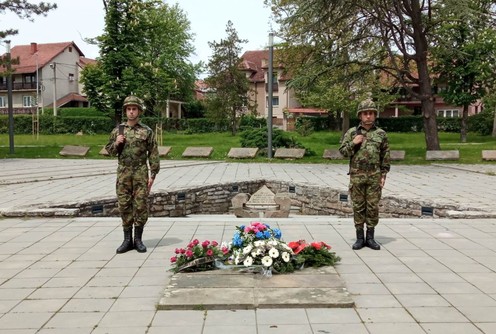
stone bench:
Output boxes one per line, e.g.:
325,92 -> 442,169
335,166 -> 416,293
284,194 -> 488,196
426,150 -> 459,161
390,150 -> 405,161
182,146 -> 213,158
59,145 -> 90,157
322,149 -> 345,160
227,147 -> 259,159
274,148 -> 306,159
482,150 -> 496,161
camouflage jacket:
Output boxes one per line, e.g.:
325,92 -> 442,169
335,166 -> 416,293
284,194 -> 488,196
105,122 -> 160,178
339,123 -> 390,176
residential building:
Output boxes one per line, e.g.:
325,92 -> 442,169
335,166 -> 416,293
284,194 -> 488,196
0,42 -> 93,115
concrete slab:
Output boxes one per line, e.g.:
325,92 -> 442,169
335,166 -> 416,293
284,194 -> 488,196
228,147 -> 259,158
274,148 -> 305,159
482,150 -> 496,161
182,146 -> 213,158
157,266 -> 353,310
426,150 -> 459,161
158,146 -> 172,157
323,149 -> 345,160
59,145 -> 90,157
391,150 -> 406,161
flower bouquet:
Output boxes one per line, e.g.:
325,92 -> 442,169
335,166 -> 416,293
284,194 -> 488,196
288,240 -> 341,268
229,222 -> 296,275
170,239 -> 229,273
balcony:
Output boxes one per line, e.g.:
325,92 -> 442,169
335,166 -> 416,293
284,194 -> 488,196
0,82 -> 37,91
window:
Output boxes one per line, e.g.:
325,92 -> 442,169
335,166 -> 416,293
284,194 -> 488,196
266,96 -> 279,107
68,73 -> 74,82
23,96 -> 34,107
437,109 -> 460,118
0,96 -> 6,107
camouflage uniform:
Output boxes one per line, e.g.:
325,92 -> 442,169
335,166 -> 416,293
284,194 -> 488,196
106,122 -> 160,229
106,95 -> 160,254
339,99 -> 390,250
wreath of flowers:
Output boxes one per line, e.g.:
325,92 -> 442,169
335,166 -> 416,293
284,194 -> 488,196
288,240 -> 341,268
170,239 -> 229,273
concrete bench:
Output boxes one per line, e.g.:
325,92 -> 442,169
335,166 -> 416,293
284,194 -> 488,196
482,150 -> 496,161
426,150 -> 459,161
182,146 -> 213,158
158,146 -> 172,157
227,147 -> 259,158
322,149 -> 345,160
274,148 -> 305,159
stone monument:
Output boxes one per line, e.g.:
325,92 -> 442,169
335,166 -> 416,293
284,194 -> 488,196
232,185 -> 291,218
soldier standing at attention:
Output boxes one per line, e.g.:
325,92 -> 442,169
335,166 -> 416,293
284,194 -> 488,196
106,95 -> 160,254
339,98 -> 390,250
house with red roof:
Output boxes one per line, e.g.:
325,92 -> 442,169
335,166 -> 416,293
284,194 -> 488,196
0,41 -> 94,115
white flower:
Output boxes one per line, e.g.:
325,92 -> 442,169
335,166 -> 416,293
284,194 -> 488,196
243,245 -> 253,254
261,256 -> 273,267
269,247 -> 279,258
254,240 -> 264,247
234,255 -> 240,265
243,256 -> 253,266
268,240 -> 278,246
282,252 -> 290,262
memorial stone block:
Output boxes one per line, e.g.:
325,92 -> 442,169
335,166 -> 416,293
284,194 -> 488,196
390,150 -> 406,161
426,150 -> 459,161
482,150 -> 496,161
228,147 -> 258,158
59,145 -> 90,157
274,148 -> 305,159
322,149 -> 344,160
182,147 -> 213,158
158,146 -> 172,157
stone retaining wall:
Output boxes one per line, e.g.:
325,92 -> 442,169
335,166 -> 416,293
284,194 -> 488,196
71,180 -> 467,218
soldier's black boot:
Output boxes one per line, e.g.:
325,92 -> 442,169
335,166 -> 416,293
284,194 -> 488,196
352,228 -> 365,250
116,228 -> 134,254
134,226 -> 147,253
366,228 -> 381,250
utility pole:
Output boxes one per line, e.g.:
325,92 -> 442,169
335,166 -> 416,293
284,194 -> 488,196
50,62 -> 57,116
5,40 -> 14,154
267,32 -> 274,159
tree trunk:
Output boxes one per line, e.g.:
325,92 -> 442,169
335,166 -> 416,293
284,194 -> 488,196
421,97 -> 440,150
460,104 -> 468,143
492,108 -> 496,137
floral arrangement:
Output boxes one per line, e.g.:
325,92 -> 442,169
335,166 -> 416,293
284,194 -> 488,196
229,222 -> 296,274
288,240 -> 341,268
170,239 -> 229,273
169,222 -> 340,275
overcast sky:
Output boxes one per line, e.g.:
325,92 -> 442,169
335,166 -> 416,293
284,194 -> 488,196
0,0 -> 275,66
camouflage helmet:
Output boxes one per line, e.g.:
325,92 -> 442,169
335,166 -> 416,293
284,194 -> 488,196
122,95 -> 144,112
356,98 -> 378,117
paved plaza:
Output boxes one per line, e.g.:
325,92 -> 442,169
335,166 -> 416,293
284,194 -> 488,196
0,159 -> 496,333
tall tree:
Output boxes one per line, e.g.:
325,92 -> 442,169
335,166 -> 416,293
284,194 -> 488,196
206,21 -> 250,135
82,0 -> 197,123
0,0 -> 57,39
267,0 -> 492,150
432,0 -> 496,142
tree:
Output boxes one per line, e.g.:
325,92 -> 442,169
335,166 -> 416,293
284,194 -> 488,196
81,0 -> 197,123
205,21 -> 250,135
433,0 -> 496,142
267,0 -> 492,150
0,0 -> 57,39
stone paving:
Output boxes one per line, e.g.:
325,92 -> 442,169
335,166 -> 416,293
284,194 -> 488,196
0,159 -> 495,333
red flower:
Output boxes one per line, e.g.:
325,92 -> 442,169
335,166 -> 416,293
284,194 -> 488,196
206,249 -> 214,256
311,242 -> 322,250
170,256 -> 177,263
185,250 -> 193,258
202,240 -> 210,248
221,246 -> 229,255
211,240 -> 219,247
288,241 -> 300,250
192,239 -> 200,246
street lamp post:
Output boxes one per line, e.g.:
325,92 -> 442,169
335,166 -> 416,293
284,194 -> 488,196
5,40 -> 14,154
267,32 -> 274,159
50,62 -> 57,116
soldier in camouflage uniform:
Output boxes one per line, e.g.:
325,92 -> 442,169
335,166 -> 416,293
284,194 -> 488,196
339,98 -> 390,250
106,96 -> 160,254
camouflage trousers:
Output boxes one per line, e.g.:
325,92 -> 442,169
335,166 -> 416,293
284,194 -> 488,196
349,172 -> 382,229
116,165 -> 149,230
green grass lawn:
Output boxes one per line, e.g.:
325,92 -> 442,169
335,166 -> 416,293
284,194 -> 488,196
1,131 -> 495,164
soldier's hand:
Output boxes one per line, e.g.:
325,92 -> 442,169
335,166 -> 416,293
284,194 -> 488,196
147,177 -> 155,193
116,134 -> 126,145
353,134 -> 364,145
380,175 -> 386,188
